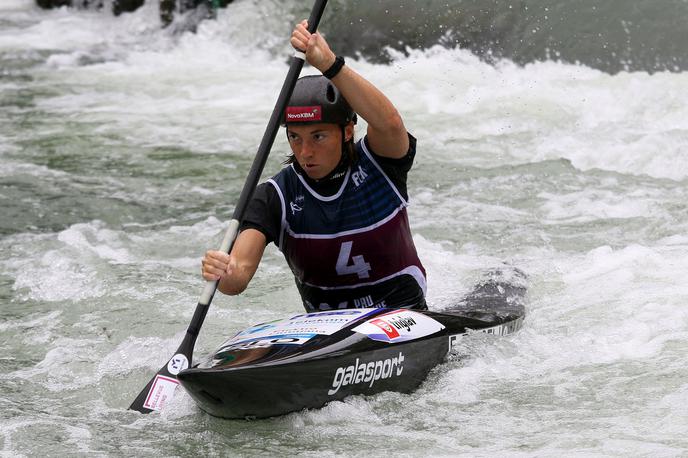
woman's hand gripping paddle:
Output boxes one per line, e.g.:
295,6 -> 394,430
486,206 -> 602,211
128,0 -> 330,413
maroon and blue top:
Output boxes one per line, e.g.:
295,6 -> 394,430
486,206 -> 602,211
243,135 -> 426,312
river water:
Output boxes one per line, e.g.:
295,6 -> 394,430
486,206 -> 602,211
2,0 -> 688,456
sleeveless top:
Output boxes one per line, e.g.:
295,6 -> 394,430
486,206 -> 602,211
268,139 -> 426,312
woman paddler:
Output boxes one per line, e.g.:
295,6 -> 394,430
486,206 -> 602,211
201,19 -> 427,312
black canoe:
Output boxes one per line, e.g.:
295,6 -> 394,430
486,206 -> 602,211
177,270 -> 526,419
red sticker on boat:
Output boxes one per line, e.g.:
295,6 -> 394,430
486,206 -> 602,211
286,106 -> 322,122
370,318 -> 400,339
353,310 -> 446,343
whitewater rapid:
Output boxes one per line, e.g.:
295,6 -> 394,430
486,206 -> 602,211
1,1 -> 687,456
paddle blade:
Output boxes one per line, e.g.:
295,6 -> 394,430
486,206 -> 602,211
129,352 -> 190,413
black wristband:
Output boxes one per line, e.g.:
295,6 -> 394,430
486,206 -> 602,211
322,56 -> 345,79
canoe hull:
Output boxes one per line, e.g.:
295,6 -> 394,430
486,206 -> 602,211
178,272 -> 526,419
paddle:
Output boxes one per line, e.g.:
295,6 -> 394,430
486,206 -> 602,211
129,0 -> 329,413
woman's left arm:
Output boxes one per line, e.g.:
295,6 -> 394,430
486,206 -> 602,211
290,20 -> 410,158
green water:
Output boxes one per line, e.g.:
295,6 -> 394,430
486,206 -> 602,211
2,2 -> 688,456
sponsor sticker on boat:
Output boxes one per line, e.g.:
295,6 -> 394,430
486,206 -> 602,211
328,351 -> 405,395
218,309 -> 379,350
218,334 -> 315,352
143,374 -> 179,411
352,310 -> 445,343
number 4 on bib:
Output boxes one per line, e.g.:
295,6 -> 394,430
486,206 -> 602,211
336,241 -> 371,279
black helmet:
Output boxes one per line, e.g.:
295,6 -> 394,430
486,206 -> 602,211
282,75 -> 356,126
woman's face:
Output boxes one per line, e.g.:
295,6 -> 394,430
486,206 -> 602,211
287,122 -> 353,180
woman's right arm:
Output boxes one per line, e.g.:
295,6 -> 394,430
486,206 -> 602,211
201,228 -> 267,295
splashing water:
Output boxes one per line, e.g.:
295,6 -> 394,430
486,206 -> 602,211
1,1 -> 687,456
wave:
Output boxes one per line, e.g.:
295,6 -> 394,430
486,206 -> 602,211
17,0 -> 688,74
3,0 -> 688,184
314,0 -> 688,74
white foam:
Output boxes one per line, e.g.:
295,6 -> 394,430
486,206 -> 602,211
0,160 -> 70,179
0,0 -> 32,11
539,189 -> 667,223
1,4 -> 687,455
57,222 -> 133,263
8,337 -> 103,391
6,221 -> 136,302
379,47 -> 688,181
2,0 -> 688,183
5,4 -> 685,181
413,234 -> 509,308
520,243 -> 688,369
12,249 -> 104,302
98,333 -> 186,376
0,310 -> 61,345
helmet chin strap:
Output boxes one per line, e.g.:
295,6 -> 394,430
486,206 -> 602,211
317,127 -> 349,182
301,125 -> 350,183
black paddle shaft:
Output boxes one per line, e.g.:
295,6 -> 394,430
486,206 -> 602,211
189,0 -> 329,340
129,0 -> 329,413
